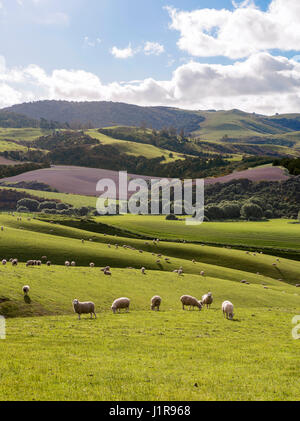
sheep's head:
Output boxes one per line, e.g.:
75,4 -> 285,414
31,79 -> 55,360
229,313 -> 234,320
197,301 -> 203,310
73,299 -> 79,305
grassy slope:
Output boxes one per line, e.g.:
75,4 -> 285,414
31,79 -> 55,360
86,129 -> 187,162
0,128 -> 50,142
1,214 -> 300,284
0,214 -> 299,400
95,216 -> 300,251
0,187 -> 96,208
0,265 -> 299,400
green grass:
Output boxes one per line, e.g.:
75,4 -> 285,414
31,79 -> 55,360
0,187 -> 97,208
0,127 -> 50,142
0,140 -> 28,152
86,129 -> 187,162
97,216 -> 300,251
1,214 -> 300,284
0,265 -> 299,400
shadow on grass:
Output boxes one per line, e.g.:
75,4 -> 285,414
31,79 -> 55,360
24,295 -> 31,304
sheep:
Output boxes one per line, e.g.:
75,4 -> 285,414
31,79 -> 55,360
0,226 -> 3,231
178,268 -> 183,276
65,261 -> 70,267
26,260 -> 34,267
89,262 -> 95,268
12,259 -> 18,266
22,285 -> 30,295
101,266 -> 110,272
222,300 -> 234,320
104,269 -> 111,275
72,299 -> 96,320
141,267 -> 146,274
81,239 -> 84,244
200,271 -> 205,276
180,295 -> 202,311
111,297 -> 130,314
151,295 -> 162,311
46,261 -> 51,266
71,261 -> 76,267
2,259 -> 7,265
202,292 -> 213,309
41,256 -> 47,260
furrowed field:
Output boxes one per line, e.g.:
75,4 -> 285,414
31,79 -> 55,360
0,213 -> 300,401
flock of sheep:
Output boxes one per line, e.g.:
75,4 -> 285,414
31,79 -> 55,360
71,293 -> 234,320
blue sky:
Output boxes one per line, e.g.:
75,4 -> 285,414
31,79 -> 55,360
1,0 -> 300,114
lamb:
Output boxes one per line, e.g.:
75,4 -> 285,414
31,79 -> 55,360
46,261 -> 51,266
71,261 -> 76,267
141,267 -> 146,274
111,297 -> 130,314
22,285 -> 30,295
89,262 -> 95,268
151,295 -> 161,311
202,292 -> 213,309
2,259 -> 7,265
180,295 -> 202,311
72,299 -> 96,320
65,261 -> 70,267
222,300 -> 234,320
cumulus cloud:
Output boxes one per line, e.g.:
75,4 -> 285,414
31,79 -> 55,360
167,0 -> 300,59
2,53 -> 300,114
111,44 -> 136,59
144,42 -> 165,56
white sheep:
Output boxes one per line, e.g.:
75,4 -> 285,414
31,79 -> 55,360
2,259 -> 7,265
111,297 -> 130,314
65,261 -> 70,267
12,259 -> 18,266
200,271 -> 205,276
46,261 -> 51,266
72,299 -> 96,320
180,295 -> 202,311
22,285 -> 30,295
202,292 -> 213,309
222,300 -> 234,320
89,262 -> 95,268
71,261 -> 76,267
151,295 -> 161,311
141,267 -> 146,274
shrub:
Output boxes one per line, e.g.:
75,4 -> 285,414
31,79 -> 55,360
16,198 -> 39,212
241,203 -> 263,220
165,214 -> 178,220
17,206 -> 29,213
38,201 -> 57,211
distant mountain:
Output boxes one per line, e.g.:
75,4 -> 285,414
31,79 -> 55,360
3,100 -> 205,133
0,110 -> 39,128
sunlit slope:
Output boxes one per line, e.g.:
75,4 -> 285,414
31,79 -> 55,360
1,214 -> 300,284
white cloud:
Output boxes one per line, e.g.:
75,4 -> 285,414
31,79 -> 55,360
144,42 -> 165,56
2,52 -> 300,114
111,44 -> 136,59
83,36 -> 101,47
167,0 -> 300,59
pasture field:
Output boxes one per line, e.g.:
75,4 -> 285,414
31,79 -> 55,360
86,129 -> 187,162
0,265 -> 300,401
0,186 -> 97,208
0,213 -> 299,401
0,127 -> 50,142
1,214 -> 300,283
97,216 -> 300,251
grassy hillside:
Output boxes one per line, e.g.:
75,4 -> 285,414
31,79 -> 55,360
95,215 -> 300,251
0,265 -> 299,400
1,214 -> 300,283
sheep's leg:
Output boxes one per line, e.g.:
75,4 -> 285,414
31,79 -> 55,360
182,304 -> 185,310
78,314 -> 81,320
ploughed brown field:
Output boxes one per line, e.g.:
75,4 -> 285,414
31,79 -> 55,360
1,164 -> 289,197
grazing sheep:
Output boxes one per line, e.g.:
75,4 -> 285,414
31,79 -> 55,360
22,285 -> 30,295
202,292 -> 213,309
141,267 -> 146,274
296,284 -> 300,288
178,268 -> 183,276
111,297 -> 130,314
192,259 -> 196,264
180,295 -> 202,311
71,261 -> 76,267
41,256 -> 47,260
65,261 -> 70,267
12,259 -> 18,266
151,295 -> 161,311
89,262 -> 95,268
200,271 -> 205,276
222,301 -> 234,320
101,266 -> 110,272
2,259 -> 7,265
72,299 -> 96,320
81,239 -> 84,244
104,269 -> 111,275
46,261 -> 51,266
